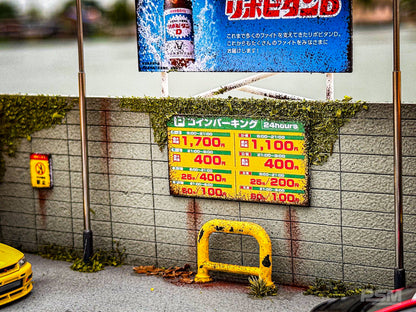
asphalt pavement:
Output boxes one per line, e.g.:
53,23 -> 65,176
2,254 -> 327,312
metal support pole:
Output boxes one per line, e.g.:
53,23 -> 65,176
326,73 -> 334,101
393,0 -> 405,289
76,0 -> 93,263
161,72 -> 169,97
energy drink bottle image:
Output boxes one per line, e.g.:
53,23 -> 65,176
164,0 -> 195,68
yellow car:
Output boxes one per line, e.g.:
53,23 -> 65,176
0,243 -> 33,306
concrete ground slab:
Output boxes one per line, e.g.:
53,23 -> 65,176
2,254 -> 327,312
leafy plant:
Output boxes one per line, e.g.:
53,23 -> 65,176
70,256 -> 104,273
107,0 -> 135,26
303,278 -> 376,298
92,241 -> 127,268
247,276 -> 277,298
120,96 -> 367,166
70,243 -> 126,273
38,244 -> 78,262
0,3 -> 18,19
402,0 -> 416,19
38,242 -> 126,273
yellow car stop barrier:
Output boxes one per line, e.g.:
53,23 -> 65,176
194,219 -> 275,287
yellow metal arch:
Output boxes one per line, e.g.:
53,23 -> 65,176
194,219 -> 275,287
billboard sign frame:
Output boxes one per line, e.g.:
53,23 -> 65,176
167,115 -> 310,206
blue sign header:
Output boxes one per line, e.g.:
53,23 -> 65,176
136,0 -> 352,73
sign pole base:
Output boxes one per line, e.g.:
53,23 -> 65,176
394,268 -> 406,289
83,230 -> 93,263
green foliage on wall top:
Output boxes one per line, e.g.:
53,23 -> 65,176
0,95 -> 366,183
119,96 -> 367,166
0,94 -> 74,182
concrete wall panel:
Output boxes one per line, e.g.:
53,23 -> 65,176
2,100 -> 415,288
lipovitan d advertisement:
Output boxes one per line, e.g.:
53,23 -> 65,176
136,0 -> 352,72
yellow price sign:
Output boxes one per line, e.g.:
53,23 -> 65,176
168,116 -> 309,206
30,153 -> 53,188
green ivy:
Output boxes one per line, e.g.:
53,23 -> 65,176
303,278 -> 377,298
0,95 -> 367,184
38,242 -> 127,273
0,94 -> 74,182
38,244 -> 78,262
119,96 -> 367,166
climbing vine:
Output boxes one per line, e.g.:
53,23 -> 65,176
0,94 -> 74,182
304,278 -> 376,298
0,95 -> 366,182
120,96 -> 367,166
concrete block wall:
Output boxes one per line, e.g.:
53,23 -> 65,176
1,98 -> 415,288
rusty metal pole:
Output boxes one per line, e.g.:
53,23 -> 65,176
393,0 -> 405,289
75,0 -> 93,263
161,72 -> 169,96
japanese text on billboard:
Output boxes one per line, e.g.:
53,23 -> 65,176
136,0 -> 351,72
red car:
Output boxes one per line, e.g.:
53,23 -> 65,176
311,285 -> 416,312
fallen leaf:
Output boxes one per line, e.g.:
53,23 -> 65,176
180,277 -> 193,284
133,264 -> 195,284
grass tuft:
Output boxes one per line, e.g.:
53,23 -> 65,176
247,276 -> 277,298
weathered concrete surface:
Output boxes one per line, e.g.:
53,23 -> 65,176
1,99 -> 416,288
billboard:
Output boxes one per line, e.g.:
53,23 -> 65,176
167,116 -> 309,206
136,0 -> 352,72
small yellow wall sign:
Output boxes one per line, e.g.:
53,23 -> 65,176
167,116 -> 309,206
30,153 -> 53,188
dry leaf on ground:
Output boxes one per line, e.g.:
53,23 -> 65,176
133,264 -> 195,284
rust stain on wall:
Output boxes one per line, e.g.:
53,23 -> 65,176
284,207 -> 301,280
100,99 -> 111,160
187,199 -> 201,246
284,207 -> 291,242
38,189 -> 50,228
290,209 -> 300,259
